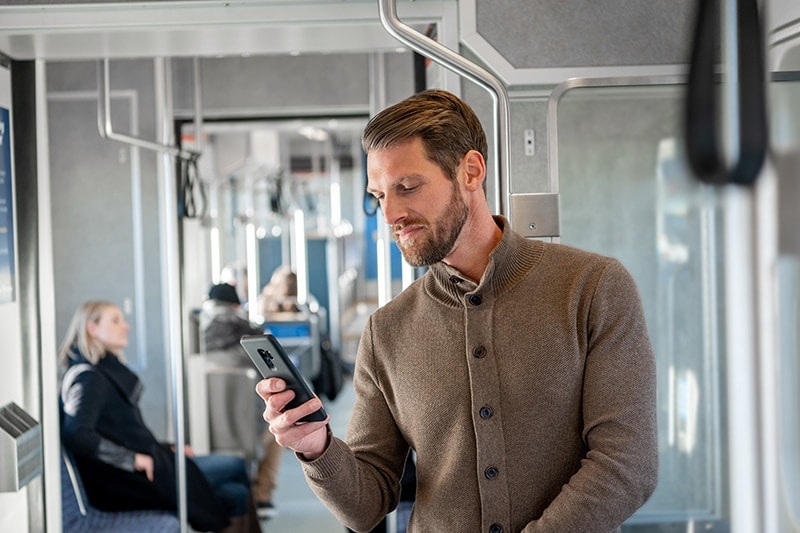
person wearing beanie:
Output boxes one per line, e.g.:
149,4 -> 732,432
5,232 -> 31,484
199,281 -> 282,521
200,283 -> 262,352
208,283 -> 242,306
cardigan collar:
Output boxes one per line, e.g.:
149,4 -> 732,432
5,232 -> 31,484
424,215 -> 544,307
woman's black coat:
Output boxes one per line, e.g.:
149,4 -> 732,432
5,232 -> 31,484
60,350 -> 229,531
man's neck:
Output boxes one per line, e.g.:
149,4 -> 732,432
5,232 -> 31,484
443,214 -> 503,283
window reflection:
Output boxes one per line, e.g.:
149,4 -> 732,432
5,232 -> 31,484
554,83 -> 727,530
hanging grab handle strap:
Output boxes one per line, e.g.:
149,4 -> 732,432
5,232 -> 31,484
684,0 -> 768,185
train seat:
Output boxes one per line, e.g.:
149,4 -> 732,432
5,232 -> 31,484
60,448 -> 180,533
205,364 -> 264,461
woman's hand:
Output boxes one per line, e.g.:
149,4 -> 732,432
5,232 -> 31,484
134,453 -> 154,481
256,378 -> 330,461
170,444 -> 195,458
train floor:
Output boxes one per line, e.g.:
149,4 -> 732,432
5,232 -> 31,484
259,374 -> 356,532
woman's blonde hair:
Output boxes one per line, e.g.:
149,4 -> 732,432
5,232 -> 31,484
259,265 -> 301,314
57,300 -> 122,367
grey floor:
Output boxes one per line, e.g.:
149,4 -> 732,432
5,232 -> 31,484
259,376 -> 356,533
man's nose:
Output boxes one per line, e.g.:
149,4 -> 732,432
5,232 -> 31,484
381,195 -> 406,226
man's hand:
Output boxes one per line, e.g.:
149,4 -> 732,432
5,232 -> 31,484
256,377 -> 330,461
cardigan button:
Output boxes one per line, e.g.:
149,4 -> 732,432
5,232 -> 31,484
449,275 -> 461,283
489,524 -> 503,533
484,466 -> 499,480
479,406 -> 494,419
468,294 -> 482,306
472,345 -> 487,358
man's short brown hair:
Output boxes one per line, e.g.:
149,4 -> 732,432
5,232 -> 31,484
361,90 -> 489,181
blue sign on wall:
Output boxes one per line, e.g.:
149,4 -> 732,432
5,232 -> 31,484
0,107 -> 15,304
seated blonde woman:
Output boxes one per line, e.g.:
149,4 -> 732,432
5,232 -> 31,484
59,300 -> 262,532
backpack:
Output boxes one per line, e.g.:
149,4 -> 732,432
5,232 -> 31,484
313,336 -> 344,402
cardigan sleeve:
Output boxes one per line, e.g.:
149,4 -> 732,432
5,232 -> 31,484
300,316 -> 409,532
61,367 -> 137,473
523,259 -> 658,532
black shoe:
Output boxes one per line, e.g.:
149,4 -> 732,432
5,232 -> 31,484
257,501 -> 277,520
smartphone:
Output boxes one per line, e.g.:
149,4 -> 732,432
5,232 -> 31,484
240,333 -> 328,423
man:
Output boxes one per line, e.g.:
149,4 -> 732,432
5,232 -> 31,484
257,89 -> 657,532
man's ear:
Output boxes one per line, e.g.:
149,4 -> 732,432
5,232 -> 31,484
462,150 -> 486,192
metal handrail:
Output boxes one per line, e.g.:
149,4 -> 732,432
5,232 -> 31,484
95,57 -> 203,531
377,0 -> 511,217
96,58 -> 198,161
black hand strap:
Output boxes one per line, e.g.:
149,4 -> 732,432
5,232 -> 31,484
179,152 -> 207,219
684,0 -> 768,185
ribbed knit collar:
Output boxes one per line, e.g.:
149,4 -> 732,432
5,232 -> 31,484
424,215 -> 544,307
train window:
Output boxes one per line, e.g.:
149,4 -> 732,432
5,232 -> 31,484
551,73 -> 800,531
553,80 -> 727,530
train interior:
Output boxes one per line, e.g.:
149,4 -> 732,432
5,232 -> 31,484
1,0 -> 800,531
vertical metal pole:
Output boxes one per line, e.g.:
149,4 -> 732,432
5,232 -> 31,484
293,209 -> 309,306
723,188 -> 759,533
754,166 -> 779,533
719,1 -> 767,532
369,52 -> 394,307
192,57 -> 203,154
34,58 -> 62,533
326,139 -> 342,347
368,49 -> 398,532
246,221 -> 260,322
154,57 -> 188,531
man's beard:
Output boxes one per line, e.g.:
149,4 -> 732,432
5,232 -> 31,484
392,184 -> 468,267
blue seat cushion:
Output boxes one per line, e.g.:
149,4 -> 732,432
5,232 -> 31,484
61,448 -> 180,533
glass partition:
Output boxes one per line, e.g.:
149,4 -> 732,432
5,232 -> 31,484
549,74 -> 800,531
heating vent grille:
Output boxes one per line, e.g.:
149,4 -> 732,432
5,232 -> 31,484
0,402 -> 42,492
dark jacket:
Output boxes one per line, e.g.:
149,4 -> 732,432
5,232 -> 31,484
199,299 -> 263,353
60,350 -> 230,531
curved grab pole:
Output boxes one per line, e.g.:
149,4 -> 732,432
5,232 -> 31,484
377,0 -> 511,217
97,58 -> 198,161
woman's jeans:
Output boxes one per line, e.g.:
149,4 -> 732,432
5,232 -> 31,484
194,454 -> 251,517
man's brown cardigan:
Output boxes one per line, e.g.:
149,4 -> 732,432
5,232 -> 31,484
302,217 -> 658,533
